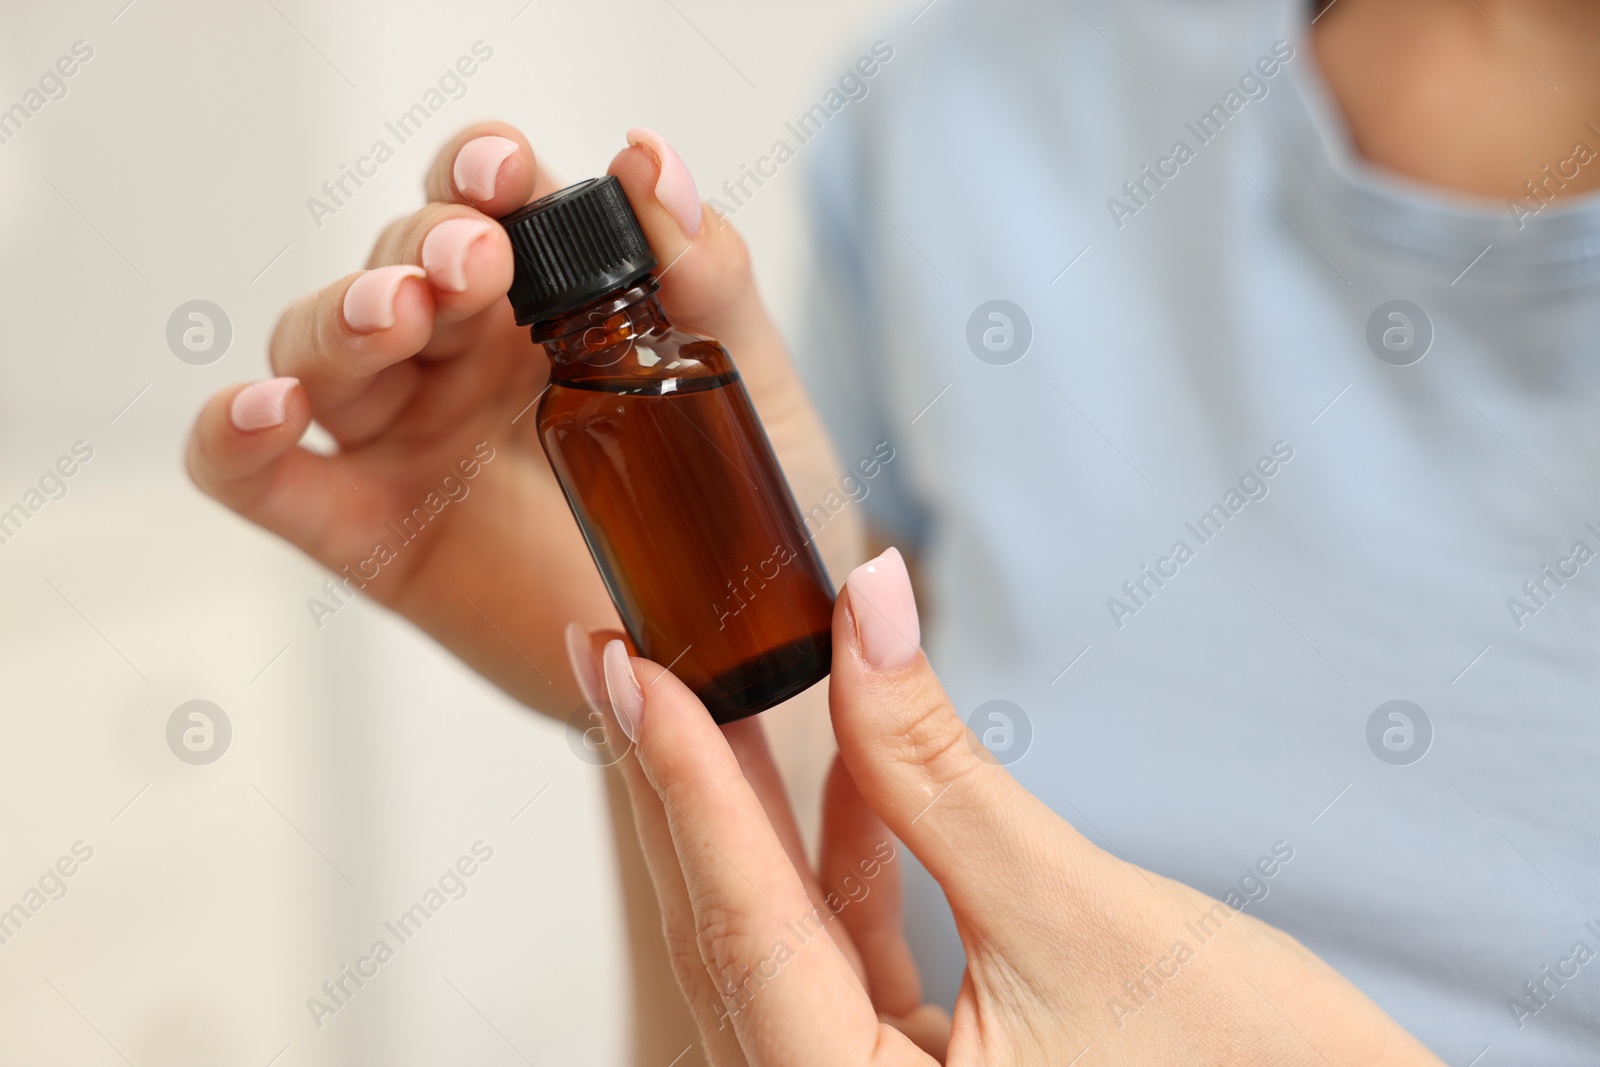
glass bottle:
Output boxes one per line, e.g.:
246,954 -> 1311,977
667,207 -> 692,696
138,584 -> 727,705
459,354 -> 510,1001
501,177 -> 835,723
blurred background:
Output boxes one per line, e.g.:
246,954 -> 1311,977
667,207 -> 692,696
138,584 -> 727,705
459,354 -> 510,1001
0,1 -> 905,1062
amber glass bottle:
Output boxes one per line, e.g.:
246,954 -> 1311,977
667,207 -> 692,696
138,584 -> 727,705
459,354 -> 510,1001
500,177 -> 835,723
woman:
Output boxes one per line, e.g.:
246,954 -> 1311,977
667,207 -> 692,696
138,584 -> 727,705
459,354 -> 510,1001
187,0 -> 1600,1060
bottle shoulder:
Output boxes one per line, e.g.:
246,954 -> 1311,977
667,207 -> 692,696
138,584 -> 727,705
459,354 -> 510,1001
548,325 -> 737,390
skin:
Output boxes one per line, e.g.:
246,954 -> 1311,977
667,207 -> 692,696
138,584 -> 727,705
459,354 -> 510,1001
574,560 -> 1444,1065
1313,0 -> 1600,202
185,2 -> 1598,1061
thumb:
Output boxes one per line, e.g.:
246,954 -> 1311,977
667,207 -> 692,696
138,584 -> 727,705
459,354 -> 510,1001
829,548 -> 1071,914
607,131 -> 841,493
607,133 -> 793,385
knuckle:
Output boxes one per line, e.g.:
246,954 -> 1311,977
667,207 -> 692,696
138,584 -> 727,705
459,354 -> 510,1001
312,293 -> 343,363
691,898 -> 766,986
662,915 -> 713,990
266,306 -> 301,372
711,225 -> 753,287
366,214 -> 411,267
881,688 -> 978,786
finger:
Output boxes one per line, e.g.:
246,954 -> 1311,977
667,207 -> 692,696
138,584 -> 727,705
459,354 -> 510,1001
267,265 -> 434,441
606,135 -> 786,366
272,205 -> 515,386
564,625 -> 749,1067
186,379 -> 352,560
819,756 -> 920,1016
817,757 -> 951,1061
366,203 -> 514,332
424,123 -> 550,217
829,548 -> 1077,916
604,642 -> 926,1065
884,1005 -> 951,1063
268,204 -> 519,447
606,132 -> 823,451
720,720 -> 865,979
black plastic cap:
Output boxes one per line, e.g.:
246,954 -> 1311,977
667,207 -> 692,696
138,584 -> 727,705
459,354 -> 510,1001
499,177 -> 658,327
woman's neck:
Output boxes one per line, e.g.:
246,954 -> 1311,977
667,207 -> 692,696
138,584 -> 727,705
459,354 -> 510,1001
1313,0 -> 1600,202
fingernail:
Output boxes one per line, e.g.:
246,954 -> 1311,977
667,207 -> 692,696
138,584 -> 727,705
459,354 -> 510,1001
602,639 -> 643,743
626,127 -> 702,238
453,135 -> 519,202
422,218 -> 496,294
230,377 -> 299,432
343,264 -> 426,333
845,547 -> 920,670
564,621 -> 604,709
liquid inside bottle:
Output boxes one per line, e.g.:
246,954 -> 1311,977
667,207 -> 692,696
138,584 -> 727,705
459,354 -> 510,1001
535,280 -> 835,723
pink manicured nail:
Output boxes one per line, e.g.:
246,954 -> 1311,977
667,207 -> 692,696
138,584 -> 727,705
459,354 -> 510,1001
602,639 -> 643,743
453,135 -> 518,202
845,547 -> 920,670
231,377 -> 299,432
626,127 -> 702,237
343,264 -> 425,333
422,218 -> 496,294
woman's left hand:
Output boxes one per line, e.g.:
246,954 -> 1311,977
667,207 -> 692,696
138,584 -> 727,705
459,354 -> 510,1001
567,548 -> 1445,1066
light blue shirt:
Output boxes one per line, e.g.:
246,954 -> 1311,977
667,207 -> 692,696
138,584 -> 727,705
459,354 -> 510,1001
798,0 -> 1600,1061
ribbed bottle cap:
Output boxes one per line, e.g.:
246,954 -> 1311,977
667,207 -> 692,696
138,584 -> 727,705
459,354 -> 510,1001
499,176 -> 658,327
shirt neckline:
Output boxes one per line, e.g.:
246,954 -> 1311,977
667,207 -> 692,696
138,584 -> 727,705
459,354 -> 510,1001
1257,0 -> 1600,283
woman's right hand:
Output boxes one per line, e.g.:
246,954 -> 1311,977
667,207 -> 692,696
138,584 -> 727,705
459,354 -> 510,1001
592,548 -> 1447,1067
185,122 -> 850,716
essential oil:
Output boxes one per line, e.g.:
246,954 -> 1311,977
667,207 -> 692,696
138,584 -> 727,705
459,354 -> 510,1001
500,177 -> 835,723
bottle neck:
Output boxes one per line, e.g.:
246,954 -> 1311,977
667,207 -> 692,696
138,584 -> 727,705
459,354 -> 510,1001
531,278 -> 669,365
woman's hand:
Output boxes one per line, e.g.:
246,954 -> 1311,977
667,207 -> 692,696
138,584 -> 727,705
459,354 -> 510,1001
185,122 -> 851,717
575,548 -> 1448,1066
